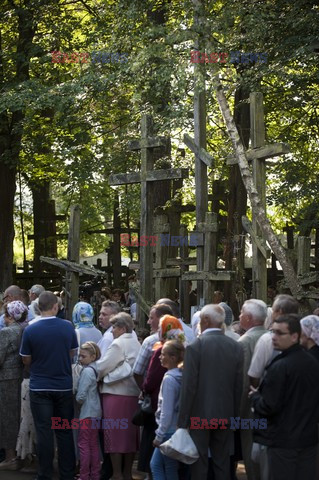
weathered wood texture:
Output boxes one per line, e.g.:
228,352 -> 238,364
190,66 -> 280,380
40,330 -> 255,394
65,205 -> 81,319
250,92 -> 267,301
214,76 -> 302,297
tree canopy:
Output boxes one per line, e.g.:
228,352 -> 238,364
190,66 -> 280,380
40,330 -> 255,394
1,0 -> 318,289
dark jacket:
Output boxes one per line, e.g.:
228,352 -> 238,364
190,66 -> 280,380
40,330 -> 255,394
251,343 -> 319,448
178,330 -> 244,427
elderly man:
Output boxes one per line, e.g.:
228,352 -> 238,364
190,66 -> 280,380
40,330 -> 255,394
238,299 -> 268,480
178,304 -> 243,480
28,284 -> 45,317
250,314 -> 319,480
97,300 -> 122,356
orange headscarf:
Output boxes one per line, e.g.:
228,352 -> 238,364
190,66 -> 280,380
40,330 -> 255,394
153,315 -> 186,350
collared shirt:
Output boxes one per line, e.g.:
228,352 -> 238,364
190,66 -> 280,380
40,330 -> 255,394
133,332 -> 159,376
201,327 -> 222,335
98,326 -> 114,357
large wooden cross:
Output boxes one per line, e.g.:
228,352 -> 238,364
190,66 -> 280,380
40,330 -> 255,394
109,115 -> 188,324
228,92 -> 290,300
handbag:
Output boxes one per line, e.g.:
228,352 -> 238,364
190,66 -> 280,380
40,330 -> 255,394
103,358 -> 132,385
131,404 -> 145,426
140,394 -> 153,414
159,428 -> 199,465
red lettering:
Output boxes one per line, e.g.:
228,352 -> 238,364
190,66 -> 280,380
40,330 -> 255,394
148,236 -> 158,247
120,234 -> 131,247
70,52 -> 79,63
201,419 -> 209,429
80,418 -> 90,430
80,52 -> 89,64
190,51 -> 200,63
209,418 -> 218,429
130,236 -> 139,246
139,235 -> 149,246
51,51 -> 62,63
199,52 -> 208,64
190,416 -> 201,429
209,53 -> 219,63
219,52 -> 229,63
219,418 -> 228,429
71,418 -> 79,429
61,419 -> 71,429
51,417 -> 62,429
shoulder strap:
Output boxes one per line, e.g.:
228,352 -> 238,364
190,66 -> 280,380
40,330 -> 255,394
88,365 -> 98,379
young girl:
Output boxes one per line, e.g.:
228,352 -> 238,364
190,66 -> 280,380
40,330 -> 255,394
76,341 -> 102,480
150,339 -> 185,480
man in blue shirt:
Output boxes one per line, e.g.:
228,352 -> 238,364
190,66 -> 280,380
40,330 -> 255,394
20,291 -> 78,480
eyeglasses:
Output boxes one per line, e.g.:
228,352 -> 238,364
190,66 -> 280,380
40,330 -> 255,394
3,295 -> 9,302
270,329 -> 290,336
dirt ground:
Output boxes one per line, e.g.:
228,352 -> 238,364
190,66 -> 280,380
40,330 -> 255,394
0,461 -> 248,480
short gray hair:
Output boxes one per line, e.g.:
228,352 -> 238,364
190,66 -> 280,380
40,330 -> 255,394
110,312 -> 134,333
200,304 -> 225,327
101,300 -> 121,314
29,284 -> 45,297
242,299 -> 267,324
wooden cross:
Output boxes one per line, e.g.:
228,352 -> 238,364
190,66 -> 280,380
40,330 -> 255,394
181,212 -> 233,301
227,93 -> 290,300
109,114 -> 188,324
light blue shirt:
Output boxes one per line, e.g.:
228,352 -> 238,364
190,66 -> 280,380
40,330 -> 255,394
76,361 -> 102,419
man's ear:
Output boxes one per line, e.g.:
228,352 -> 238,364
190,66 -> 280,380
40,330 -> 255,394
291,332 -> 299,344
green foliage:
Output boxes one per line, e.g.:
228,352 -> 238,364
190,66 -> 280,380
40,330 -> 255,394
2,0 -> 319,268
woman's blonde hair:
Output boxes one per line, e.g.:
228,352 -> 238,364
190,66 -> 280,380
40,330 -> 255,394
162,339 -> 185,366
80,341 -> 101,360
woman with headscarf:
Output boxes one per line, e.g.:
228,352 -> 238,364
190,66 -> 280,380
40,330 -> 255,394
139,315 -> 186,477
72,301 -> 102,349
0,301 -> 27,470
300,315 -> 319,363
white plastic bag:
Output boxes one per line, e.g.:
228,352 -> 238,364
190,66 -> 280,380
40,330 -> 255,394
159,428 -> 199,465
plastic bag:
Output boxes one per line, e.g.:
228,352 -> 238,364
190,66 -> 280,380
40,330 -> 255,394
159,428 -> 199,465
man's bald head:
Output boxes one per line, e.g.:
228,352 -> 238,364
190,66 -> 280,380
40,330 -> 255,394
4,285 -> 22,302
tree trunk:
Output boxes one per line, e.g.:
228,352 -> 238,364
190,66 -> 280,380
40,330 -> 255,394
31,180 -> 57,275
0,6 -> 36,289
224,86 -> 250,315
214,76 -> 302,297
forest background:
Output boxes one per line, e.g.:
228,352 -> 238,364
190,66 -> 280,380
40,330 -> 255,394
0,0 -> 318,292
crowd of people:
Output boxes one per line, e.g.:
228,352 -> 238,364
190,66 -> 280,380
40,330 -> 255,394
0,283 -> 319,480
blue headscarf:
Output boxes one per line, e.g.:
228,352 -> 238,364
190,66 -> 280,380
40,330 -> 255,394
72,302 -> 94,329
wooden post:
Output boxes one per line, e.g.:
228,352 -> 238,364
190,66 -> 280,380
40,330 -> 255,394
179,224 -> 190,323
113,193 -> 122,286
297,237 -> 311,276
154,215 -> 170,300
203,212 -> 218,301
65,205 -> 80,320
251,92 -> 267,301
193,0 -> 208,303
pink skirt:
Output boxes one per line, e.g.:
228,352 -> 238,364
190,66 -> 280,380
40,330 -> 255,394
102,393 -> 139,453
